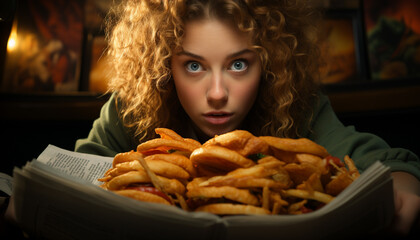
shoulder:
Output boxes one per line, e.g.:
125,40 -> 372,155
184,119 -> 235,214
75,92 -> 137,156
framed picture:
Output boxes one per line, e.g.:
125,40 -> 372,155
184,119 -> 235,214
80,34 -> 111,93
362,0 -> 420,80
1,0 -> 84,92
79,0 -> 117,93
318,9 -> 368,85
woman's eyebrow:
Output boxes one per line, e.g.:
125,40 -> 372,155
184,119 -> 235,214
176,50 -> 204,60
176,49 -> 254,60
228,49 -> 254,59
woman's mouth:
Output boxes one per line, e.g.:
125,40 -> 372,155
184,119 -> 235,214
203,112 -> 233,125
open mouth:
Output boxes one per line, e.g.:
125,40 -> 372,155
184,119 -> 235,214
203,112 -> 233,125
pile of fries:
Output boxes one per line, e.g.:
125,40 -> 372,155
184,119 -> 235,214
98,128 -> 360,215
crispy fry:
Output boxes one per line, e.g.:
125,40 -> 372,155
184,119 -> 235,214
186,177 -> 209,190
106,171 -> 149,190
187,186 -> 260,206
112,150 -> 142,168
260,136 -> 329,158
284,162 -> 322,185
344,155 -> 360,179
203,130 -> 270,156
325,172 -> 354,196
262,186 -> 270,210
271,202 -> 283,215
282,189 -> 335,204
195,203 -> 270,215
297,172 -> 324,193
270,192 -> 289,206
136,153 -> 167,196
198,161 -> 292,189
288,200 -> 307,215
257,155 -> 285,164
115,189 -> 172,205
105,170 -> 186,195
155,128 -> 202,148
202,177 -> 291,189
145,153 -> 197,177
137,138 -> 199,156
175,192 -> 189,211
155,128 -> 185,141
190,145 -> 256,173
295,153 -> 328,175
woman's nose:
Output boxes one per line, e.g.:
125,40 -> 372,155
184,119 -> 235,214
206,71 -> 228,107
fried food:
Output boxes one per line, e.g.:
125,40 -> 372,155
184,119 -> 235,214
135,128 -> 202,157
104,170 -> 185,195
98,128 -> 360,216
190,145 -> 256,175
155,127 -> 185,141
195,203 -> 270,215
198,160 -> 292,190
284,162 -> 322,185
112,150 -> 143,168
145,153 -> 197,177
114,159 -> 189,180
295,153 -> 329,175
98,131 -> 199,207
187,185 -> 260,206
325,171 -> 354,196
137,138 -> 199,156
155,128 -> 201,148
282,189 -> 335,204
115,189 -> 172,205
260,136 -> 329,158
203,130 -> 270,157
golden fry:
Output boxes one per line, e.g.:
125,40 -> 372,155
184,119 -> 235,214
190,145 -> 256,173
325,172 -> 354,196
260,136 -> 329,158
282,189 -> 335,204
137,138 -> 199,156
187,186 -> 260,206
203,130 -> 270,156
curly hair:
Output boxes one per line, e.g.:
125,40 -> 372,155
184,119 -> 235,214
106,0 -> 322,143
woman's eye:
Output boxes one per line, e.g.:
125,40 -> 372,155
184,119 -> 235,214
186,61 -> 203,72
229,60 -> 248,72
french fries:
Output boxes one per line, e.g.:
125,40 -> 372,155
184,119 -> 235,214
99,128 -> 360,215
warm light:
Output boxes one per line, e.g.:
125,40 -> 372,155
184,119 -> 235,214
7,19 -> 18,52
7,38 -> 16,50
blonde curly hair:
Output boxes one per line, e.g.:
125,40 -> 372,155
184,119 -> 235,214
106,0 -> 322,143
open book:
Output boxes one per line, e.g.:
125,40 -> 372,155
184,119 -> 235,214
12,145 -> 394,240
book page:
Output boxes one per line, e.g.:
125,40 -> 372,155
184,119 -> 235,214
0,172 -> 13,196
0,172 -> 13,206
36,144 -> 113,185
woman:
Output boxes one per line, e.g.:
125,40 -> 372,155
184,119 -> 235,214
74,0 -> 420,236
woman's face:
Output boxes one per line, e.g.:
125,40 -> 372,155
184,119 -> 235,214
171,19 -> 261,139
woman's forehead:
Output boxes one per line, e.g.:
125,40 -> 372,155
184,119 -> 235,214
180,19 -> 252,50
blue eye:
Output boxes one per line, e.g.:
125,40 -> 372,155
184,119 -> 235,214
230,60 -> 247,72
186,61 -> 203,72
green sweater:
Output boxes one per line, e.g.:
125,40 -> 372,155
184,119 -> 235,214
75,93 -> 420,179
